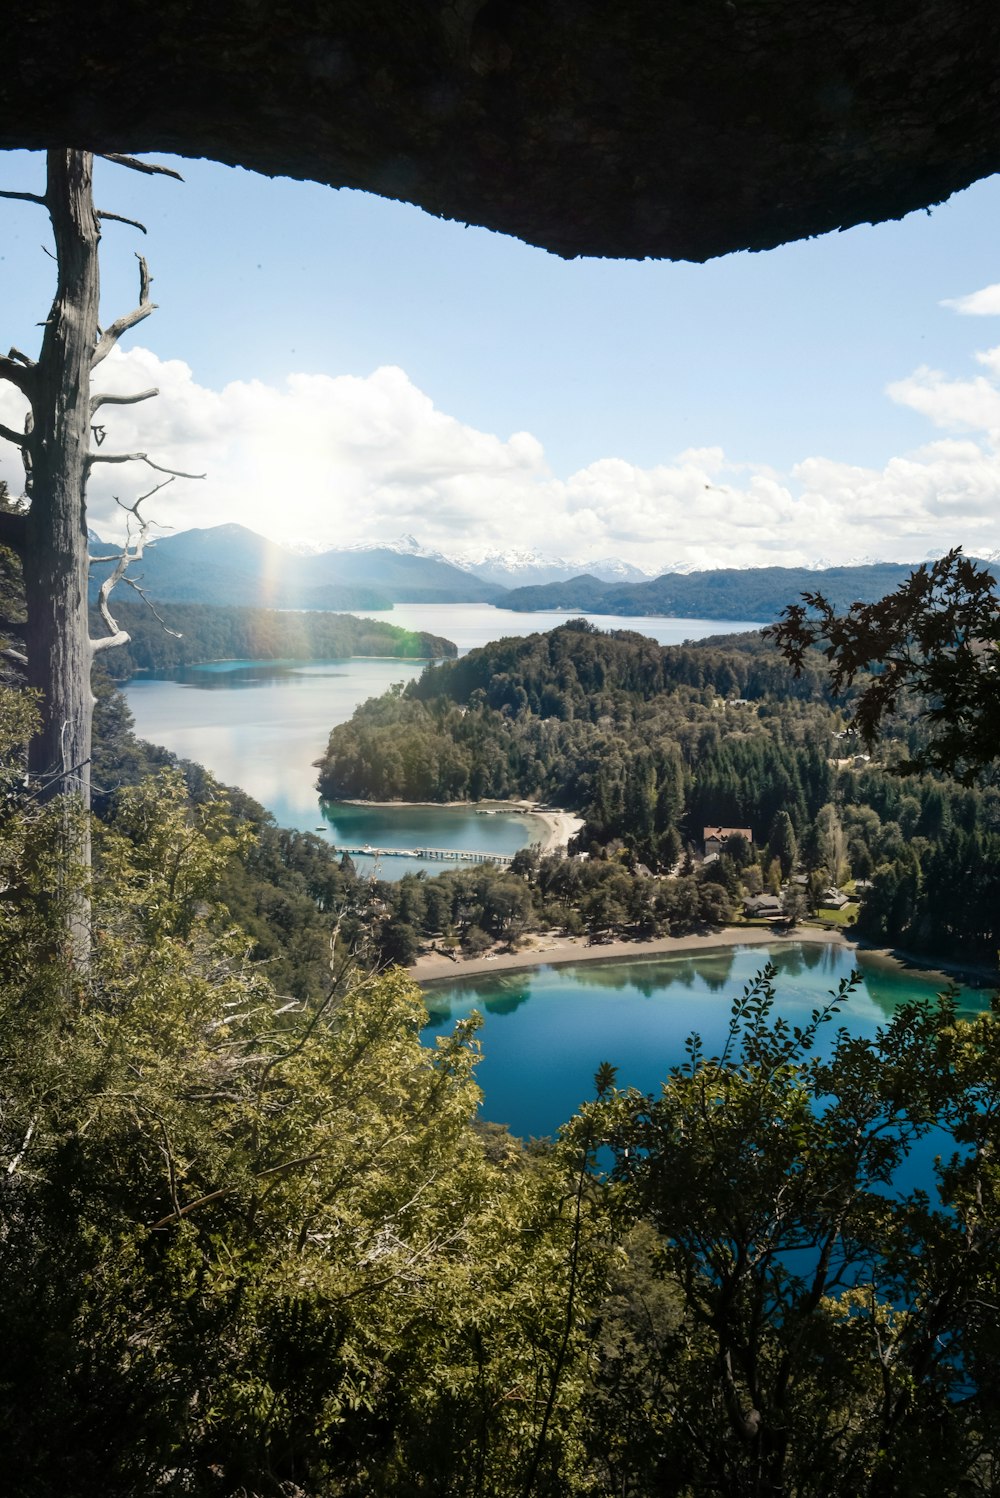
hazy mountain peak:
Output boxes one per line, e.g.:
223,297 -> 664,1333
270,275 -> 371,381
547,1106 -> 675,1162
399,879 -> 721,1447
447,545 -> 652,589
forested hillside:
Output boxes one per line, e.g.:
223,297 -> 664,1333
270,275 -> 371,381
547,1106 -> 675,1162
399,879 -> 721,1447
5,497 -> 1000,1495
5,675 -> 1000,1494
501,558 -> 1000,619
95,600 -> 456,677
319,622 -> 1000,962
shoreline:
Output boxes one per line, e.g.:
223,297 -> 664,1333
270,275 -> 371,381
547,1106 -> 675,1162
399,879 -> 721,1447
335,799 -> 584,856
410,924 -> 845,985
409,922 -> 1000,990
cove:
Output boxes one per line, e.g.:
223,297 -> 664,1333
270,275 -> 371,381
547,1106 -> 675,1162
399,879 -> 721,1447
123,657 -> 538,877
421,941 -> 990,1141
123,605 -> 763,875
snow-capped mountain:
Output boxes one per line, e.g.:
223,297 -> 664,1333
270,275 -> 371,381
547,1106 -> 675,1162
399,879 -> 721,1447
342,533 -> 445,559
292,535 -> 656,589
442,546 -> 653,590
806,554 -> 888,570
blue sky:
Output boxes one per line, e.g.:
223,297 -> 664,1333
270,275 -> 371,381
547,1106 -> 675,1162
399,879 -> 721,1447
1,149 -> 999,570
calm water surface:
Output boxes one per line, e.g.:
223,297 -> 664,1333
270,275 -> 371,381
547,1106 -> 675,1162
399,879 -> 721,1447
124,656 -> 539,876
351,603 -> 765,655
124,605 -> 762,875
422,942 -> 989,1139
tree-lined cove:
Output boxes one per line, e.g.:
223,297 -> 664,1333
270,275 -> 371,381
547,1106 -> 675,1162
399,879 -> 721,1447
123,603 -> 764,874
420,940 -> 986,1140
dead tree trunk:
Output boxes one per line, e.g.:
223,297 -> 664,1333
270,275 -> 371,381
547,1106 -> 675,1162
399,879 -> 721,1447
0,148 -> 188,966
0,150 -> 104,961
24,153 -> 99,914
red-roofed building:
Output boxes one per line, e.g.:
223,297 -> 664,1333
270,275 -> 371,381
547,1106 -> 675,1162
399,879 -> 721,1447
703,826 -> 753,858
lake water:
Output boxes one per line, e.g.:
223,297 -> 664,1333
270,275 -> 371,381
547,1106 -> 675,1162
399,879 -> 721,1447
124,603 -> 762,875
421,941 -> 989,1139
345,603 -> 765,655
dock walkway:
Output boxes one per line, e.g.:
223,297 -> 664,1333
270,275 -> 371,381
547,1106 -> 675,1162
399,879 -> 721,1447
338,845 -> 514,866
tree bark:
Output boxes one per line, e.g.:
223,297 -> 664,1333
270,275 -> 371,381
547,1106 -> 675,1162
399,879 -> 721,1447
23,150 -> 101,956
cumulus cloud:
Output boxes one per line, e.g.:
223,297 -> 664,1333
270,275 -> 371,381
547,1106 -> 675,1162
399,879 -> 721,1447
3,338 -> 1000,571
941,283 -> 1000,316
887,365 -> 1000,441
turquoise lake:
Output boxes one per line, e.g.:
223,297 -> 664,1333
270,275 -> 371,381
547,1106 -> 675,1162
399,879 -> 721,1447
123,603 -> 763,877
421,941 -> 992,1140
124,656 -> 538,875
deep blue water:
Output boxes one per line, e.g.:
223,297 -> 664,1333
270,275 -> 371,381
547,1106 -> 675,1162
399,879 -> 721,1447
421,941 -> 990,1142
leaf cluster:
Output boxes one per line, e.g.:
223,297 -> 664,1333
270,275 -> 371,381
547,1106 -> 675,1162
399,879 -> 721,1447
767,549 -> 1000,782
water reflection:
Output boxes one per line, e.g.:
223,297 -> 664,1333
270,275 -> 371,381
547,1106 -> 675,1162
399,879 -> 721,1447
420,942 -> 989,1140
563,948 -> 740,997
166,662 -> 318,689
854,951 -> 987,1021
483,982 -> 532,1017
424,971 -> 532,1030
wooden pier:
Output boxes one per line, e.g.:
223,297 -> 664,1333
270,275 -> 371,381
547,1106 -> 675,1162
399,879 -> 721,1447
338,845 -> 514,866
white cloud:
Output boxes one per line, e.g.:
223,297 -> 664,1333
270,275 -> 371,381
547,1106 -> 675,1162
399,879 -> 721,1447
941,284 -> 1000,316
3,340 -> 1000,571
887,364 -> 1000,441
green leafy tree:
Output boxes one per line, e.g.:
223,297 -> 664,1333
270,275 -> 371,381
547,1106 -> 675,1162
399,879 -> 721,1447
0,762 -> 616,1496
768,548 -> 1000,782
581,967 -> 1000,1498
767,808 -> 798,879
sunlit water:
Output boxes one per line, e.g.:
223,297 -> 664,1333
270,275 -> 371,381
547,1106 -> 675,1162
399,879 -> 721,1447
123,604 -> 762,877
421,941 -> 990,1141
348,603 -> 765,655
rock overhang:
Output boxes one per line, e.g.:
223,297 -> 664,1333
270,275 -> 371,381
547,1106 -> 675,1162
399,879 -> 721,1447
1,1 -> 998,260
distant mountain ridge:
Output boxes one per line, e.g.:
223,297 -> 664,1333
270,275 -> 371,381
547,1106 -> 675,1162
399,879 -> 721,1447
323,533 -> 654,588
89,524 -> 505,609
88,523 -> 1000,622
453,548 -> 651,589
499,558 -> 1000,622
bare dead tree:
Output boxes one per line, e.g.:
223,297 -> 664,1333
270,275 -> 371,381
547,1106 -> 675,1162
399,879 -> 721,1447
0,148 -> 199,962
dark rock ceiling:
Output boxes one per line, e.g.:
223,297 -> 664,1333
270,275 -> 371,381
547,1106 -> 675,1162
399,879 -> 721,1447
2,1 -> 999,260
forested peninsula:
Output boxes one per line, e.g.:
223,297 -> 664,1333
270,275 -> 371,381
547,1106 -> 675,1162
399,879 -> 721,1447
95,600 -> 456,677
318,621 -> 1000,964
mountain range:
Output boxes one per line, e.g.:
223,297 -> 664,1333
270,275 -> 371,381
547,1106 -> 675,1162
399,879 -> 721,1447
88,524 -> 1000,623
89,524 -> 503,611
497,562 -> 998,621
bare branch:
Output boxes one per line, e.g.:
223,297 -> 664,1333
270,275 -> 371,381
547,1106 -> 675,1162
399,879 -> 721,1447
90,387 -> 158,414
89,479 -> 182,655
90,631 -> 129,655
91,254 -> 156,368
21,413 -> 33,497
91,530 -> 138,653
0,356 -> 36,396
98,153 -> 184,181
0,189 -> 45,206
7,347 -> 36,367
0,422 -> 28,450
87,452 -> 205,480
97,209 -> 147,234
1,647 -> 28,668
120,574 -> 183,638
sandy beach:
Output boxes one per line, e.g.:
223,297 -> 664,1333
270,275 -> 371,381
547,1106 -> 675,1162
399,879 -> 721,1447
410,920 -> 1000,991
339,798 -> 584,855
529,807 -> 586,854
409,923 -> 852,985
